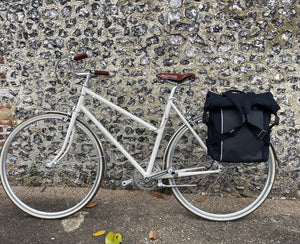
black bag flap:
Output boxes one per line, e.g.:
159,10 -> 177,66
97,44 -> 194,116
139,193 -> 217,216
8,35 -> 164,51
204,91 -> 234,111
249,92 -> 280,114
204,91 -> 280,115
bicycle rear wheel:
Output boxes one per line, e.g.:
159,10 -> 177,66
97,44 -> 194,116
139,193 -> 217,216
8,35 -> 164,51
0,113 -> 105,219
165,119 -> 276,221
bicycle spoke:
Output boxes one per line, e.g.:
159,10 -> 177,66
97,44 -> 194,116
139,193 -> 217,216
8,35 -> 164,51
1,113 -> 104,219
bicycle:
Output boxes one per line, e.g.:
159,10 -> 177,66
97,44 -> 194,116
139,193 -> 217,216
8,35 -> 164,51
0,51 -> 276,221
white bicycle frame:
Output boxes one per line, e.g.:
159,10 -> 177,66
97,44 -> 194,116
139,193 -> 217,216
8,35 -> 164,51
50,71 -> 215,181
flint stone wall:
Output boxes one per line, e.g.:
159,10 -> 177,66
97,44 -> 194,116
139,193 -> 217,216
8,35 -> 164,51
0,0 -> 299,198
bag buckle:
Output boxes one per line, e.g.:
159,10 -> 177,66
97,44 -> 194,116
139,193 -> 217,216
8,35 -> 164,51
242,115 -> 248,123
257,130 -> 267,140
229,129 -> 237,136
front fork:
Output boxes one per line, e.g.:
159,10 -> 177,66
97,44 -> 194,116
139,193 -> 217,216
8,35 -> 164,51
45,110 -> 79,168
45,81 -> 90,168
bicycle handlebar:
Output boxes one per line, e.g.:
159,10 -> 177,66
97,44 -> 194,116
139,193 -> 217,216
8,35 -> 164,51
70,51 -> 110,77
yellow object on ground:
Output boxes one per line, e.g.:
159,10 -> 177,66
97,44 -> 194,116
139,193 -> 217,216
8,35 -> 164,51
105,232 -> 123,244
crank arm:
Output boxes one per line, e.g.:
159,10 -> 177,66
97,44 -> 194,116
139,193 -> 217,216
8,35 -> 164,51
122,179 -> 133,186
145,167 -> 175,181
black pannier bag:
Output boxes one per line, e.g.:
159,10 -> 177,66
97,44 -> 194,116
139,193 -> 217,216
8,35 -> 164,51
203,90 -> 280,162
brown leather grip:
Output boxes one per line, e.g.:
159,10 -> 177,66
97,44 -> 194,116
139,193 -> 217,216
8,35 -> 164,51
94,70 -> 110,76
73,52 -> 89,61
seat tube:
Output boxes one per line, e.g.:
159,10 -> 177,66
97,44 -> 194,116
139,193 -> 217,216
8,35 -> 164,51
146,86 -> 178,175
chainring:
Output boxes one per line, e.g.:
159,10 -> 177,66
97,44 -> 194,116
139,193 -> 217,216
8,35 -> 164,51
133,162 -> 161,191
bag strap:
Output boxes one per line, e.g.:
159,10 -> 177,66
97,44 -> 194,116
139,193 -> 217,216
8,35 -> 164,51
223,91 -> 245,115
270,114 -> 280,129
207,122 -> 271,146
246,122 -> 270,144
206,124 -> 244,145
223,90 -> 255,116
224,90 -> 245,94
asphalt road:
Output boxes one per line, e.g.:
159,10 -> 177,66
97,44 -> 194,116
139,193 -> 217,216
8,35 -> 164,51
0,188 -> 299,244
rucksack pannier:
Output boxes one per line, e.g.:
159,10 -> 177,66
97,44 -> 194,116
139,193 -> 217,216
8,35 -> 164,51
203,90 -> 280,162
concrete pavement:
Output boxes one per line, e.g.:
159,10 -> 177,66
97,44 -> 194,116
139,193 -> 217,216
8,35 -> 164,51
0,188 -> 299,244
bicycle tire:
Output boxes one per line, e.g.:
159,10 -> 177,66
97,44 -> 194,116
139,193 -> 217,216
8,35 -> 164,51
164,119 -> 276,221
0,113 -> 105,219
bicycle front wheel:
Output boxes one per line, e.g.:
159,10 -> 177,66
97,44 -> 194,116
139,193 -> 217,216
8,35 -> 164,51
165,119 -> 276,221
0,113 -> 105,219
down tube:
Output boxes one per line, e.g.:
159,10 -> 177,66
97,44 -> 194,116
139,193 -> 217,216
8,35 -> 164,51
80,105 -> 147,177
